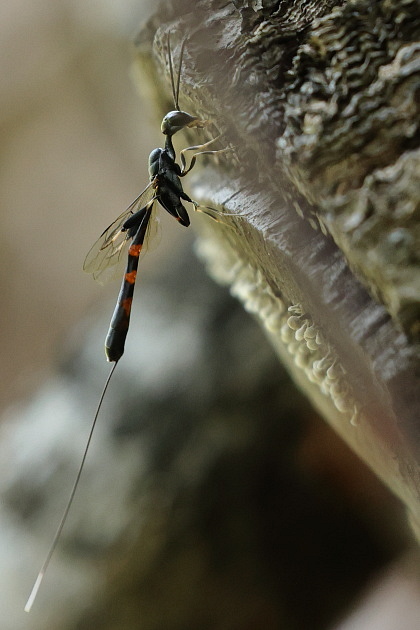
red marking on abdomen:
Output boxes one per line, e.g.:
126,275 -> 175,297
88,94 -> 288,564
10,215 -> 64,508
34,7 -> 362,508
122,297 -> 132,317
129,243 -> 142,257
125,270 -> 137,284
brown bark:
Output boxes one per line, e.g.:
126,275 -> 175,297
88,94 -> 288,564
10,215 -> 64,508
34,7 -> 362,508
133,0 -> 420,538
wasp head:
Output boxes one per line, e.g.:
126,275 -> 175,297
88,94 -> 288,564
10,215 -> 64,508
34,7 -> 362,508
161,110 -> 210,136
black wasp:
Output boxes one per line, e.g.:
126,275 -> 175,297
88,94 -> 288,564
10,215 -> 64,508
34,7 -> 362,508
84,35 -> 223,363
25,33 -> 229,612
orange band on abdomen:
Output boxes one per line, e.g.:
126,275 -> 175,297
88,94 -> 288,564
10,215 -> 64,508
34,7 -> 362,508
129,243 -> 142,257
121,297 -> 132,317
125,270 -> 137,284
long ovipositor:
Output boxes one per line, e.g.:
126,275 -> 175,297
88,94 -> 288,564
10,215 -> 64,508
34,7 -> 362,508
25,32 -> 228,614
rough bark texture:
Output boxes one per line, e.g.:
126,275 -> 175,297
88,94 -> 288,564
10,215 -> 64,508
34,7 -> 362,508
133,0 -> 420,539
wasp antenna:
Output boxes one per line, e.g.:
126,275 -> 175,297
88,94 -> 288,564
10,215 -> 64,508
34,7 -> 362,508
167,32 -> 186,111
175,38 -> 186,111
24,361 -> 119,613
167,32 -> 177,110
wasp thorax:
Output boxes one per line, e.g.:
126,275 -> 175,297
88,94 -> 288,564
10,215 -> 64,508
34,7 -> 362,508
161,110 -> 198,135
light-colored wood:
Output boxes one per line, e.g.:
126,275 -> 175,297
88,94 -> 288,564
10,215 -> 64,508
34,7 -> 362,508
134,0 -> 420,540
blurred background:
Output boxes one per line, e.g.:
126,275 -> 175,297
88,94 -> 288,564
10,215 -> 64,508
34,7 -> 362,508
0,0 -> 184,626
0,0 -> 169,407
0,2 -> 419,630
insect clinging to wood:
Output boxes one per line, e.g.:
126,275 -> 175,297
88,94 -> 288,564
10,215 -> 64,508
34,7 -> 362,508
85,34 -> 227,363
25,32 -> 231,612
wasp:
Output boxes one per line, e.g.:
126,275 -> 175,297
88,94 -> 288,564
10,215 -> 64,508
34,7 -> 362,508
25,33 -> 229,612
84,36 -> 224,362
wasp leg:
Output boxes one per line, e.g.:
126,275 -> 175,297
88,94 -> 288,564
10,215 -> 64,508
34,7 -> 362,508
180,135 -> 220,159
181,148 -> 233,176
180,136 -> 232,175
157,185 -> 191,226
190,200 -> 238,228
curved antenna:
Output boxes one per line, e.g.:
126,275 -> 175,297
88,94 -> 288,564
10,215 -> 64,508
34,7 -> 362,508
167,32 -> 186,111
24,361 -> 118,613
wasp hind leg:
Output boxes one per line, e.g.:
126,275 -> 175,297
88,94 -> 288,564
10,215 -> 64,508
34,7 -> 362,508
172,175 -> 238,226
158,193 -> 191,227
189,199 -> 239,228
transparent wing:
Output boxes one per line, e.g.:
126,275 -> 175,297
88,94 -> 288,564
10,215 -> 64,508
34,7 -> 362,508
83,183 -> 155,283
95,207 -> 161,286
144,213 -> 162,253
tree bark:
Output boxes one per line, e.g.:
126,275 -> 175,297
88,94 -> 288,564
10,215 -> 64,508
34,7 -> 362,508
133,0 -> 420,538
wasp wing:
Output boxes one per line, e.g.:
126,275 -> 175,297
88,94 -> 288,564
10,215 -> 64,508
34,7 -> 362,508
83,182 -> 156,283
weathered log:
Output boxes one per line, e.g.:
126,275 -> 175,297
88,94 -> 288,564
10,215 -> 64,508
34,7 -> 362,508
133,0 -> 420,538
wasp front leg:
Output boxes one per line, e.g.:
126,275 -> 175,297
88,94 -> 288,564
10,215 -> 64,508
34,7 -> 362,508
179,136 -> 232,175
